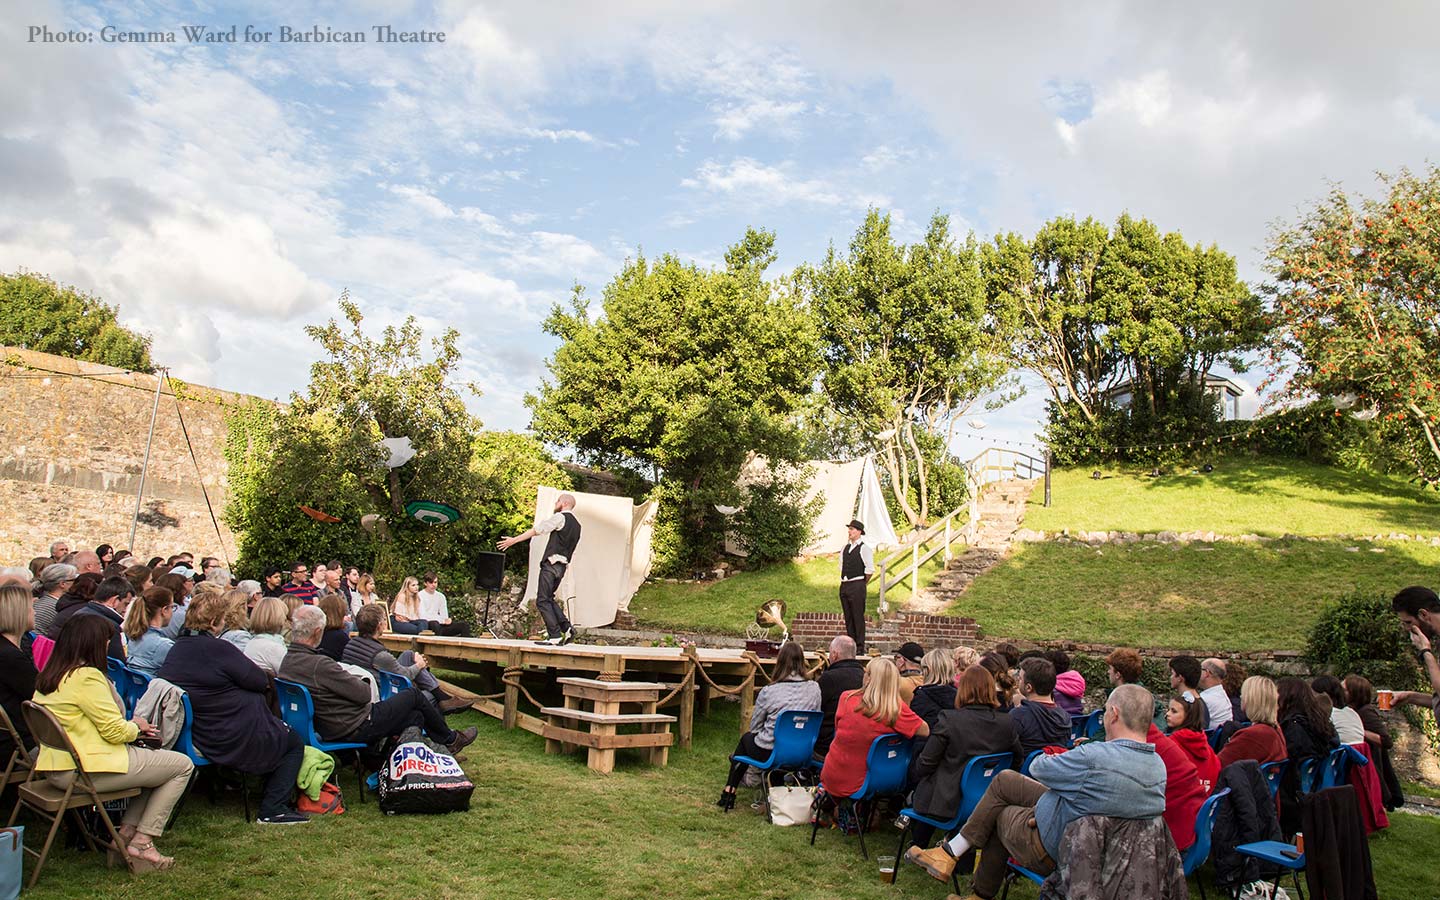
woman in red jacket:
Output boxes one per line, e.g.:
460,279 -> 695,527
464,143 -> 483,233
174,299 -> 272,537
1217,676 -> 1288,768
1164,694 -> 1221,793
819,657 -> 929,799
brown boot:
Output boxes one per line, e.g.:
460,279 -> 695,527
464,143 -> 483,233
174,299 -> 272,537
439,696 -> 473,714
906,844 -> 957,882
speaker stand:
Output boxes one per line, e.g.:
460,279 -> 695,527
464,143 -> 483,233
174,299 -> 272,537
479,589 -> 498,638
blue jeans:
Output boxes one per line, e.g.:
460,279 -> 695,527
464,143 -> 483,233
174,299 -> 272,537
390,617 -> 422,635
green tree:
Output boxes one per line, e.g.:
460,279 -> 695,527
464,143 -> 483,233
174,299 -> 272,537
528,229 -> 819,573
0,271 -> 153,371
797,210 -> 1005,527
1265,166 -> 1440,485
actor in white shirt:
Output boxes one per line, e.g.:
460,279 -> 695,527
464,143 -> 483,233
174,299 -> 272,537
413,572 -> 471,637
839,519 -> 875,653
498,493 -> 581,645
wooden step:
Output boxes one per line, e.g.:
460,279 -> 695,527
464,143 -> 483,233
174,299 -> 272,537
557,677 -> 669,691
542,724 -> 674,751
541,707 -> 677,725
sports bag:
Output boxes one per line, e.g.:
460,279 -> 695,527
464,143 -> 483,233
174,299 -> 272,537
378,727 -> 474,815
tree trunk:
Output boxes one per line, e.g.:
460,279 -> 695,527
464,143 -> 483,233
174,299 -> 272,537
881,438 -> 920,528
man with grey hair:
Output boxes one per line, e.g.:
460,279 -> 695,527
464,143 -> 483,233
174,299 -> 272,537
279,605 -> 476,755
498,492 -> 581,645
1198,657 -> 1233,727
34,563 -> 77,634
814,634 -> 864,759
49,540 -> 69,562
906,683 -> 1167,898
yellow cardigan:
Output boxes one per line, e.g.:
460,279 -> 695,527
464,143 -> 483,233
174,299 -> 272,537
33,668 -> 139,774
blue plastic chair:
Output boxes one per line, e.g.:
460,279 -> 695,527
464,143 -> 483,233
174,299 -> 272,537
731,709 -> 821,791
893,752 -> 1013,882
1259,760 -> 1287,798
106,658 -> 133,715
1020,748 -> 1044,776
1205,726 -> 1224,751
274,678 -> 370,801
1069,709 -> 1102,745
1182,787 -> 1231,900
811,733 -> 912,859
999,859 -> 1047,899
1296,755 -> 1322,794
375,670 -> 414,701
1318,745 -> 1367,791
173,692 -> 208,768
119,666 -> 152,713
1234,840 -> 1305,899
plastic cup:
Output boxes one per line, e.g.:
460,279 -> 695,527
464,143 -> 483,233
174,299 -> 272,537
878,856 -> 896,883
1377,689 -> 1393,710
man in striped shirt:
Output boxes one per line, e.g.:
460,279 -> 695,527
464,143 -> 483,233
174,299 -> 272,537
281,561 -> 320,604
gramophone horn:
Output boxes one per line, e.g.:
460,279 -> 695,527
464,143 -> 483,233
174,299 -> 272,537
755,599 -> 790,643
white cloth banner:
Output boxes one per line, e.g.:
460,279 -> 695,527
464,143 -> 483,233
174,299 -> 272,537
522,487 -> 653,627
856,455 -> 899,548
802,459 -> 866,555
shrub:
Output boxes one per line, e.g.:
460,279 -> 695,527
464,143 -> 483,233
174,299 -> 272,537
732,469 -> 821,566
1304,590 -> 1422,689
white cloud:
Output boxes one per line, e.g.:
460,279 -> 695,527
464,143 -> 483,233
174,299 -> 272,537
713,98 -> 808,140
683,157 -> 890,210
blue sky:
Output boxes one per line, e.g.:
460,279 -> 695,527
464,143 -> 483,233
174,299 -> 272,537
4,0 -> 1439,461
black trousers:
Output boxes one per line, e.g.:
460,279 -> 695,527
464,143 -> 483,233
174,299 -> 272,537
726,731 -> 770,789
413,619 -> 472,637
536,560 -> 572,638
840,579 -> 867,653
256,727 -> 306,818
345,688 -> 455,748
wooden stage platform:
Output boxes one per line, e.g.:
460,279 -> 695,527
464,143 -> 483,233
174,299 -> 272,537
377,635 -> 798,750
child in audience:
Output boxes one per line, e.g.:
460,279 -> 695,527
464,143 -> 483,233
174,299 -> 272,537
1163,694 -> 1220,793
1046,650 -> 1086,717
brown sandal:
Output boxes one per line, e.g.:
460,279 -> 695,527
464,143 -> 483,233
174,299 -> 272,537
126,840 -> 175,872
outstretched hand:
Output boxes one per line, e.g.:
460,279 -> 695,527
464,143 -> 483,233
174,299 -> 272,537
496,536 -> 519,551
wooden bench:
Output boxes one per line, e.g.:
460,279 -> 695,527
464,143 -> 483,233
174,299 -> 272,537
542,677 -> 676,773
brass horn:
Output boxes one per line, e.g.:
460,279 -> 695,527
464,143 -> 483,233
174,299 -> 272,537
755,598 -> 789,643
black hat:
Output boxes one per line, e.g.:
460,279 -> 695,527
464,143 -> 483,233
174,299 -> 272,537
846,519 -> 865,534
896,641 -> 924,664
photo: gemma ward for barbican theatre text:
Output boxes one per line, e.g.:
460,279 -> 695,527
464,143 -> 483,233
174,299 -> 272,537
26,23 -> 447,44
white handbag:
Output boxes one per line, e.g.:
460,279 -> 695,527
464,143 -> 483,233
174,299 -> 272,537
766,774 -> 816,826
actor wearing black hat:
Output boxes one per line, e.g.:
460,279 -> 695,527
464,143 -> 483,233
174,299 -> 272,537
840,519 -> 874,653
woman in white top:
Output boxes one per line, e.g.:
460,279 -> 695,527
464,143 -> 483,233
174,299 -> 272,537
390,577 -> 423,635
1312,675 -> 1366,745
349,573 -> 379,617
243,597 -> 288,676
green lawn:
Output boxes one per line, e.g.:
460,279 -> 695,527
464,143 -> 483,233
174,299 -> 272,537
951,538 -> 1440,651
1023,458 -> 1439,537
16,691 -> 1439,900
631,553 -> 945,635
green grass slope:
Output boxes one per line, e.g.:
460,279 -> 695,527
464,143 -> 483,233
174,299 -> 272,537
1023,458 -> 1438,537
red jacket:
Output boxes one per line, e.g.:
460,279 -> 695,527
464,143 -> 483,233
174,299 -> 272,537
1148,724 -> 1207,850
1169,728 -> 1222,795
1217,723 -> 1288,769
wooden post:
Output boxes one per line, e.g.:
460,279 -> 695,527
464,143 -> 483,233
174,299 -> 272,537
739,656 -> 758,733
503,648 -> 520,730
943,517 -> 952,564
910,542 -> 919,596
1044,449 -> 1052,507
678,645 -> 698,749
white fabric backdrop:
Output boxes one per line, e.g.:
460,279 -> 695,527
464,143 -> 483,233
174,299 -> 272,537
856,455 -> 900,548
522,486 -> 653,627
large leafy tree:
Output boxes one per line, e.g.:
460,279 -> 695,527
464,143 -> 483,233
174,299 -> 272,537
797,211 -> 1005,527
528,228 -> 819,571
225,294 -> 491,587
1265,167 -> 1440,484
0,271 -> 153,371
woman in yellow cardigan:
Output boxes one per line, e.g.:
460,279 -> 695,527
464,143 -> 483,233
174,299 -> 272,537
33,615 -> 193,870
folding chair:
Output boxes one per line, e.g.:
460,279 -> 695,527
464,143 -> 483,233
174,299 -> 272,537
1318,745 -> 1366,791
274,679 -> 369,801
117,666 -> 152,714
1182,787 -> 1231,900
810,733 -> 911,859
893,751 -> 1012,885
0,704 -> 32,790
7,701 -> 141,887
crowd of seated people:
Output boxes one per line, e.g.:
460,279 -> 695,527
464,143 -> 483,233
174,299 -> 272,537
0,538 -> 490,869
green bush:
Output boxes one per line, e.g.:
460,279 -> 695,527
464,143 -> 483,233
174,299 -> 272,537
732,469 -> 821,566
1304,590 -> 1422,689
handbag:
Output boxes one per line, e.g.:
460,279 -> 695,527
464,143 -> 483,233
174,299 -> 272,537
766,773 -> 816,827
0,826 -> 22,900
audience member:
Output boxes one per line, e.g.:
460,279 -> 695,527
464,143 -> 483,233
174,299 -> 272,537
33,563 -> 76,635
993,642 -> 1021,669
1218,676 -> 1288,768
122,587 -> 177,676
1009,657 -> 1071,756
344,566 -> 362,603
350,573 -> 379,615
978,653 -> 1016,711
71,550 -> 101,577
1199,658 -> 1233,727
46,572 -> 101,637
261,567 -> 286,598
94,545 -> 114,568
56,576 -> 128,659
125,564 -> 154,597
951,645 -> 981,675
48,540 -> 69,562
280,562 -> 319,605
905,684 -> 1166,898
893,642 -> 925,704
236,580 -> 262,613
908,649 -> 957,727
0,585 -> 37,760
310,562 -> 327,591
156,593 -> 308,825
908,665 -> 1021,847
324,562 -> 344,600
1309,675 -> 1363,746
278,607 -> 476,755
154,572 -> 194,638
33,615 -> 193,870
1161,694 -> 1220,795
1388,586 -> 1440,728
814,635 -> 865,758
28,557 -> 51,582
1044,650 -> 1085,717
244,597 -> 289,676
1168,656 -> 1208,728
390,576 -> 424,635
1277,676 -> 1339,834
341,604 -> 469,712
819,657 -> 929,799
1145,714 -> 1208,850
317,594 -> 351,661
217,590 -> 253,651
414,573 -> 472,637
1345,674 -> 1404,811
1106,647 -> 1142,686
718,642 -> 821,809
1222,660 -> 1249,724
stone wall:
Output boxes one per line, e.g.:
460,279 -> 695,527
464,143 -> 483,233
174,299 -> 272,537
0,347 -> 260,565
